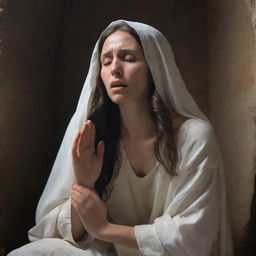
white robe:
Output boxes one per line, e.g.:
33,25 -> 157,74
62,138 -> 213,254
8,118 -> 233,256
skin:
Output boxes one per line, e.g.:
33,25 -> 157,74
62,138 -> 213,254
100,30 -> 150,106
71,30 -> 187,248
100,30 -> 158,176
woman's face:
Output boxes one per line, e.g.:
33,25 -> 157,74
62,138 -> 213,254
100,30 -> 150,105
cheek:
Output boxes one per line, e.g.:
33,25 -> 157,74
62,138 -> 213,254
134,66 -> 149,85
100,69 -> 108,87
100,69 -> 105,82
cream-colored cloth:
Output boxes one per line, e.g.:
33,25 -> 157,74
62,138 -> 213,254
107,118 -> 231,256
8,19 -> 233,256
9,118 -> 232,256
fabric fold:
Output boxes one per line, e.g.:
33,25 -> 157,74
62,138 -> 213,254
132,121 -> 223,256
134,224 -> 167,256
10,20 -> 233,256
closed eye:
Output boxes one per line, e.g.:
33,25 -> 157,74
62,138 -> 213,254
123,54 -> 135,62
102,58 -> 112,66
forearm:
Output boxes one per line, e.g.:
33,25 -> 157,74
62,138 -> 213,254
70,182 -> 95,241
97,223 -> 139,249
71,204 -> 85,241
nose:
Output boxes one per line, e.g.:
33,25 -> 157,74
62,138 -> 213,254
111,58 -> 122,77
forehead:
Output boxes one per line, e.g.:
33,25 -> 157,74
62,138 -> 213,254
101,30 -> 142,54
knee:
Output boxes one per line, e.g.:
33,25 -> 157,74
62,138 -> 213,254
7,247 -> 26,256
7,238 -> 62,256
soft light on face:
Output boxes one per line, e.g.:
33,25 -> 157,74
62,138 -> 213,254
100,30 -> 150,105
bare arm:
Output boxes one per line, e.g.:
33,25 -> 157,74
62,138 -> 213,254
72,185 -> 139,249
71,203 -> 85,241
71,120 -> 104,241
71,122 -> 138,247
98,223 -> 139,249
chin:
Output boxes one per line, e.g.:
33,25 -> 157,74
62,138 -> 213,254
109,95 -> 127,104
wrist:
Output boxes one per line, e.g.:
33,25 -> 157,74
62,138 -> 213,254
96,222 -> 114,242
85,181 -> 95,189
75,177 -> 95,188
95,223 -> 139,249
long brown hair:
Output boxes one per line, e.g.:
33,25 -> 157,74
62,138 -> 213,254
87,24 -> 178,200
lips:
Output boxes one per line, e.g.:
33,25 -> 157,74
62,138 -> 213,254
110,80 -> 127,88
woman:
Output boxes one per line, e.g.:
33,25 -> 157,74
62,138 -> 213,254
9,20 -> 233,256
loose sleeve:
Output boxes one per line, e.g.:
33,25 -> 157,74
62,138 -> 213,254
28,197 -> 94,247
26,105 -> 97,248
134,121 -> 224,256
27,117 -> 94,248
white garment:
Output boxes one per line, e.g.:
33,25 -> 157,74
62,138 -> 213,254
8,20 -> 233,256
8,238 -> 103,256
8,119 -> 233,256
106,118 -> 231,256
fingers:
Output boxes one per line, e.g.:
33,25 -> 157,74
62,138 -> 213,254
73,184 -> 87,193
78,122 -> 89,153
71,191 -> 83,217
73,184 -> 96,193
71,185 -> 86,208
72,185 -> 98,199
78,120 -> 95,154
96,140 -> 105,162
72,132 -> 81,160
71,195 -> 79,211
71,184 -> 99,210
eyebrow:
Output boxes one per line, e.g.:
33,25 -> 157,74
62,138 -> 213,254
101,49 -> 138,58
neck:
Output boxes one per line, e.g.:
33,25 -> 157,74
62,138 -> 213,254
119,99 -> 156,141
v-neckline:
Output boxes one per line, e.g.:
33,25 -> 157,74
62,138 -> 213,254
119,118 -> 193,178
120,140 -> 159,179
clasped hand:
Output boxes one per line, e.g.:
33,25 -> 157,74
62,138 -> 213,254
71,184 -> 109,239
71,120 -> 108,238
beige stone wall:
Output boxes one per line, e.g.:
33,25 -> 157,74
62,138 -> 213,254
2,0 -> 256,254
207,0 -> 256,247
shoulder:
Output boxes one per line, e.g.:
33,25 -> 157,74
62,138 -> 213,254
177,119 -> 220,172
179,118 -> 215,143
178,118 -> 218,158
172,115 -> 212,139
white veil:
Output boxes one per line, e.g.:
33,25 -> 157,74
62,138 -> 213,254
29,20 -> 232,255
34,19 -> 209,220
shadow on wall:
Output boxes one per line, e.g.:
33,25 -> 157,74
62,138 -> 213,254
207,0 -> 256,255
1,0 -> 209,254
1,0 -> 256,255
238,175 -> 256,256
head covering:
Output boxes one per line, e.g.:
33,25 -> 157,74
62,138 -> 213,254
36,19 -> 209,221
29,20 -> 232,255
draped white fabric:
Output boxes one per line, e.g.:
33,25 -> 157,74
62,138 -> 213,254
8,20 -> 233,256
106,118 -> 233,256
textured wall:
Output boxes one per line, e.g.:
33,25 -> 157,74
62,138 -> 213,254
0,0 -> 62,253
4,0 -> 256,254
0,1 -> 6,256
1,0 -> 208,254
207,0 -> 256,253
56,0 -> 209,132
